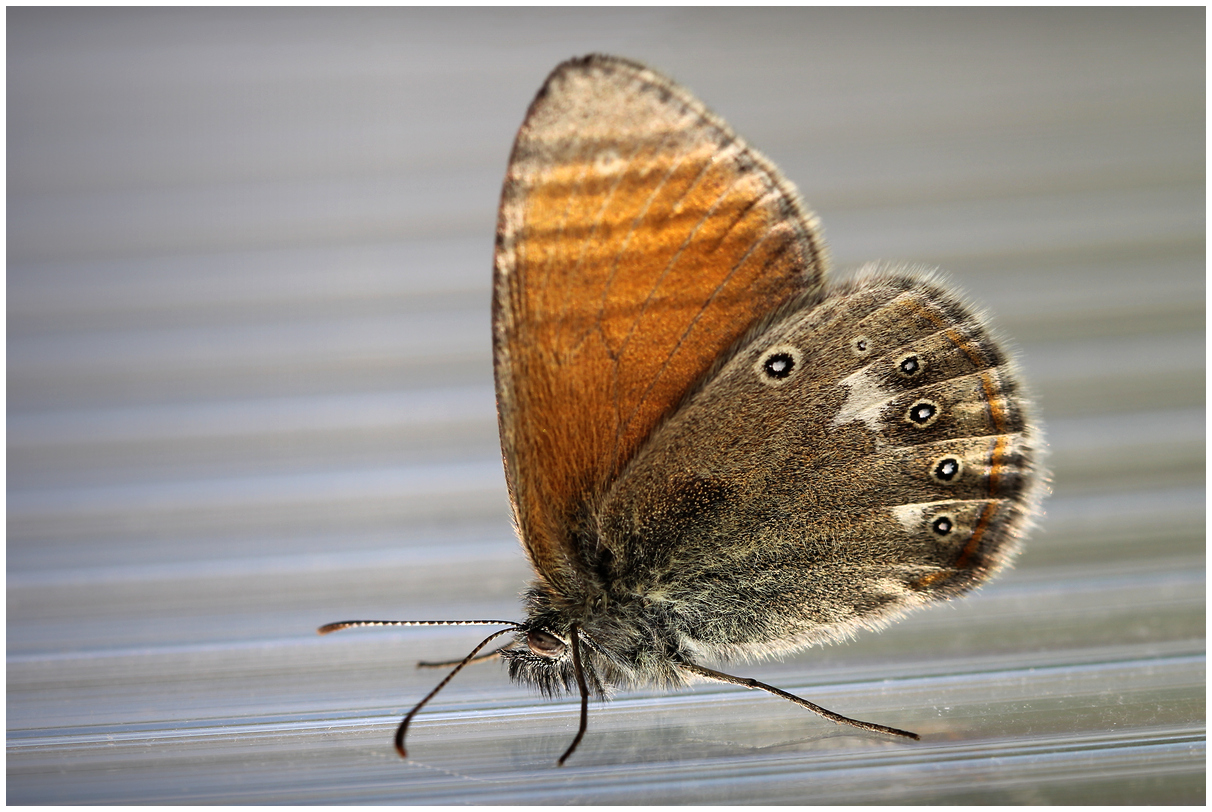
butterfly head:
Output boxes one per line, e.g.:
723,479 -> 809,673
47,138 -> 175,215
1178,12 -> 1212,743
503,592 -> 615,698
500,626 -> 589,697
502,576 -> 654,699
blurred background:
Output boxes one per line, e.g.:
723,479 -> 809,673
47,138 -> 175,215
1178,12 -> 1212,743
8,8 -> 1204,803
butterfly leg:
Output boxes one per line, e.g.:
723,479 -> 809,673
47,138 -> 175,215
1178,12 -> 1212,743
417,644 -> 516,669
679,662 -> 920,741
556,625 -> 590,766
393,627 -> 517,758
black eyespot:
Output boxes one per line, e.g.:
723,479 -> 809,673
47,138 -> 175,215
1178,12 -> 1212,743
850,335 -> 871,356
526,630 -> 566,658
905,400 -> 939,427
932,457 -> 961,482
763,352 -> 795,379
897,354 -> 923,378
755,345 -> 802,386
931,515 -> 954,536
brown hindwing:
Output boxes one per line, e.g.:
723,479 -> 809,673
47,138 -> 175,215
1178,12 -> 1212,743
593,270 -> 1042,657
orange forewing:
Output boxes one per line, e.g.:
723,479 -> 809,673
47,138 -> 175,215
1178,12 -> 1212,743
493,55 -> 826,588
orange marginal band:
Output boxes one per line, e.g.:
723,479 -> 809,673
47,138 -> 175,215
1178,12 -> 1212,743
904,298 -> 1010,588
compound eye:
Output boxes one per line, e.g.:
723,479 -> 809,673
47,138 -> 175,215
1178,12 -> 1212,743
526,630 -> 566,658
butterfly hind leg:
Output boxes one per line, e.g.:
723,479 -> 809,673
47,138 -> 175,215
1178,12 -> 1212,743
679,662 -> 920,741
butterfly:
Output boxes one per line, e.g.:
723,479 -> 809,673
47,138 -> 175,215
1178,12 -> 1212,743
320,53 -> 1043,766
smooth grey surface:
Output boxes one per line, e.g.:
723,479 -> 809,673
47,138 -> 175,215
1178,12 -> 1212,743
8,7 -> 1204,804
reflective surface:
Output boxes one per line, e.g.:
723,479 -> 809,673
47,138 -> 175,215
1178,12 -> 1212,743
8,8 -> 1204,804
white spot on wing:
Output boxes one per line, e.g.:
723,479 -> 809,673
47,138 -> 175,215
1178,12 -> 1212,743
891,504 -> 921,531
832,364 -> 894,430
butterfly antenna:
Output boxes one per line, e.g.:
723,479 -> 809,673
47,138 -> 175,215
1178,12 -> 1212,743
393,626 -> 520,758
680,662 -> 920,741
318,620 -> 517,668
557,624 -> 590,766
317,619 -> 519,634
